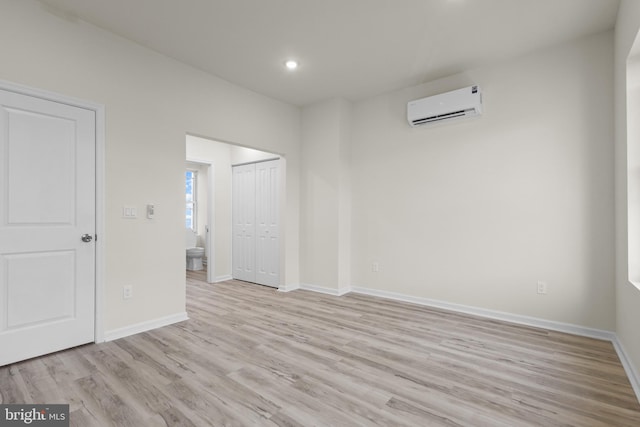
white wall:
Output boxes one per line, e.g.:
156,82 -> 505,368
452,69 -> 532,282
350,31 -> 615,330
300,99 -> 352,292
230,146 -> 279,165
627,58 -> 640,284
615,0 -> 640,383
0,0 -> 301,332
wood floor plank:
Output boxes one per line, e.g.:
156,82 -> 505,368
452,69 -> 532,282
0,365 -> 29,404
1,270 -> 639,426
73,372 -> 147,426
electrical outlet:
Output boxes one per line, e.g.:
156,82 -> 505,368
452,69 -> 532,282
372,262 -> 379,273
123,285 -> 133,300
537,281 -> 547,295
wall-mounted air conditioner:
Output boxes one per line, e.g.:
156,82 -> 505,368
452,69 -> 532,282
407,85 -> 482,127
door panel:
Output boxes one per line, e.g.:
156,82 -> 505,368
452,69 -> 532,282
255,160 -> 279,287
232,164 -> 255,282
232,160 -> 279,288
6,251 -> 75,329
0,89 -> 95,366
7,107 -> 76,224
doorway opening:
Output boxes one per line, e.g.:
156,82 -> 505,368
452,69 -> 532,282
185,134 -> 285,288
185,162 -> 209,279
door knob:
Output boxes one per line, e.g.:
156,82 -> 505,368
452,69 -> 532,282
81,234 -> 93,242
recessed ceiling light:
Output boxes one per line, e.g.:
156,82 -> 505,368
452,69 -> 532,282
285,60 -> 298,70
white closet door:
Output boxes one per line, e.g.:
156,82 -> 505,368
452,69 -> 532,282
255,160 -> 279,287
232,164 -> 256,282
232,159 -> 280,288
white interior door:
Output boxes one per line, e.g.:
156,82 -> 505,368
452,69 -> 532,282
232,160 -> 280,288
255,160 -> 279,287
0,88 -> 96,366
232,163 -> 256,282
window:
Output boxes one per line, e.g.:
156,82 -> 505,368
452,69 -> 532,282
185,170 -> 197,230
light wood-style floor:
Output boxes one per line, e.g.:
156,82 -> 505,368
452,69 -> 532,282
1,270 -> 639,426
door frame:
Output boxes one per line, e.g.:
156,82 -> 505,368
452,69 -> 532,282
0,79 -> 106,343
185,157 -> 215,284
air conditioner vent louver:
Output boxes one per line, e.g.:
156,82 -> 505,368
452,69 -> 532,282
408,86 -> 482,127
411,109 -> 467,126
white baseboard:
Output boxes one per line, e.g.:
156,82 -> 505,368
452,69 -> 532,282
612,336 -> 640,400
299,283 -> 351,296
278,283 -> 301,292
350,286 -> 613,340
104,312 -> 189,342
215,275 -> 233,283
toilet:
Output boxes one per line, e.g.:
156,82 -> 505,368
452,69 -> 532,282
185,228 -> 205,271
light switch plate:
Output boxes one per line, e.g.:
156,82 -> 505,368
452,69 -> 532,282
122,206 -> 137,219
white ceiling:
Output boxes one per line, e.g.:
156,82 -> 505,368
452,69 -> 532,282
38,0 -> 620,106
